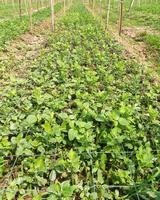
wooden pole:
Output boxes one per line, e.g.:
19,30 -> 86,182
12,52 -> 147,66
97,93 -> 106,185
19,0 -> 22,19
128,0 -> 135,13
92,0 -> 95,9
36,0 -> 39,10
42,0 -> 44,7
106,0 -> 110,29
29,0 -> 33,32
12,0 -> 15,9
99,0 -> 102,20
50,0 -> 54,32
119,0 -> 123,36
24,0 -> 28,15
64,0 -> 66,14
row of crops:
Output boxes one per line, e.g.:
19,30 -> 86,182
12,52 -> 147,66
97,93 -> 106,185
0,1 -> 159,199
0,1 -> 64,49
86,0 -> 160,69
91,0 -> 160,30
0,0 -> 60,20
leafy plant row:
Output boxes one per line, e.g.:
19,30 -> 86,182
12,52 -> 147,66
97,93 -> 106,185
0,2 -> 160,199
0,2 -> 63,50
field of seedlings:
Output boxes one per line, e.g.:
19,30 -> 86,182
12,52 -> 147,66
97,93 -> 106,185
0,0 -> 160,199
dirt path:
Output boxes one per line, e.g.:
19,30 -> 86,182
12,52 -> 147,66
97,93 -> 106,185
85,5 -> 159,84
0,5 -> 70,91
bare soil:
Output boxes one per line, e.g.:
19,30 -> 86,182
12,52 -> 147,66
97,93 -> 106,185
122,26 -> 160,39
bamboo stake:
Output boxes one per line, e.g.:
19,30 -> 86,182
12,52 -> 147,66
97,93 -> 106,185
92,0 -> 95,10
42,0 -> 44,7
12,0 -> 15,9
50,0 -> 54,32
119,0 -> 123,36
64,0 -> 66,13
29,0 -> 33,32
128,0 -> 135,13
18,0 -> 22,19
24,0 -> 28,15
99,0 -> 102,20
36,0 -> 39,11
106,0 -> 110,30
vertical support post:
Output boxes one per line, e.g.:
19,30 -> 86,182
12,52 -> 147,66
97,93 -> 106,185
92,0 -> 95,9
12,0 -> 15,9
128,0 -> 135,13
19,0 -> 22,19
36,0 -> 39,10
29,0 -> 33,32
119,0 -> 123,35
64,0 -> 66,14
50,0 -> 54,32
106,0 -> 110,29
99,0 -> 102,20
42,0 -> 44,7
24,0 -> 28,15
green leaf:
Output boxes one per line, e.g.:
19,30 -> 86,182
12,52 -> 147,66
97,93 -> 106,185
136,144 -> 154,168
68,149 -> 77,161
100,153 -> 107,171
34,157 -> 46,172
97,169 -> 104,184
118,117 -> 128,126
43,122 -> 52,134
48,183 -> 61,194
26,114 -> 37,124
6,191 -> 16,200
36,175 -> 47,186
47,195 -> 57,200
49,170 -> 56,182
62,181 -> 75,197
68,129 -> 78,141
32,194 -> 42,200
10,122 -> 16,130
68,149 -> 80,172
33,87 -> 43,105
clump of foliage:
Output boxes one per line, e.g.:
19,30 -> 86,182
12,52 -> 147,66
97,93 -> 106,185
0,2 -> 159,199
